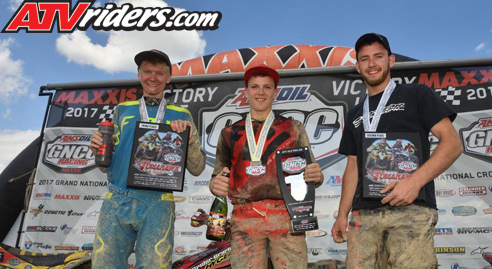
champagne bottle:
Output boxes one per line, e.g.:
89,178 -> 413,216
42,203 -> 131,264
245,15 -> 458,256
206,173 -> 229,241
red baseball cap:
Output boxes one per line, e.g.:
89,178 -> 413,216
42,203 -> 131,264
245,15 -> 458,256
244,64 -> 279,88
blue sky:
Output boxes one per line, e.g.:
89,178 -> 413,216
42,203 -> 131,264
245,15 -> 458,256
0,0 -> 491,172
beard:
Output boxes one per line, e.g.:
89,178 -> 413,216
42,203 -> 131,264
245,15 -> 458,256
362,65 -> 390,87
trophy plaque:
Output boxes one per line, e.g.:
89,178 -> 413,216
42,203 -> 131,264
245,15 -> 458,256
276,147 -> 318,232
127,121 -> 189,192
362,132 -> 424,200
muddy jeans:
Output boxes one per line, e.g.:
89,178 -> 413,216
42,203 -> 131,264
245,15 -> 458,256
347,205 -> 438,269
92,189 -> 175,269
230,199 -> 307,269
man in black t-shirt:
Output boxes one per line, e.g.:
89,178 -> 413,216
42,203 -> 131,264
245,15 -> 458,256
331,33 -> 462,268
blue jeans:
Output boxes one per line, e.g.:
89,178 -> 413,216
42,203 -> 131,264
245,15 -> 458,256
92,189 -> 175,269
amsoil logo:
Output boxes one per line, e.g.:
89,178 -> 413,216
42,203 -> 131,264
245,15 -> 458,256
2,1 -> 221,33
460,117 -> 492,163
33,192 -> 52,200
43,134 -> 95,174
459,186 -> 487,196
201,85 -> 345,169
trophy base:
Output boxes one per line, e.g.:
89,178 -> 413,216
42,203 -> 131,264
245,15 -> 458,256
291,216 -> 318,233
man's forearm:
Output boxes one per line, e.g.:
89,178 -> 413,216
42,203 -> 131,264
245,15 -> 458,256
186,140 -> 206,176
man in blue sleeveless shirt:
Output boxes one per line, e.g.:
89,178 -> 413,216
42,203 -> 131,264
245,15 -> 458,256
90,49 -> 205,268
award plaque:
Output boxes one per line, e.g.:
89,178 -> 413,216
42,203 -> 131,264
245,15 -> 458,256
362,132 -> 424,200
126,121 -> 189,192
276,147 -> 318,232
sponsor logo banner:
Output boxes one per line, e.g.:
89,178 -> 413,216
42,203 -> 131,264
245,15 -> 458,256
435,247 -> 466,254
460,117 -> 492,163
459,186 -> 487,196
43,134 -> 95,173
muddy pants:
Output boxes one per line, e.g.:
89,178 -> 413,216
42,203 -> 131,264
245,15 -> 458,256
230,199 -> 307,269
92,188 -> 175,269
347,205 -> 438,269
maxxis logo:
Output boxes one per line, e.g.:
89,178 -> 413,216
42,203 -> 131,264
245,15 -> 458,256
459,117 -> 492,163
200,84 -> 346,169
2,1 -> 221,33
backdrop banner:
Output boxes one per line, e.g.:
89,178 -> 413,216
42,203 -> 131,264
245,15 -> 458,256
22,64 -> 492,268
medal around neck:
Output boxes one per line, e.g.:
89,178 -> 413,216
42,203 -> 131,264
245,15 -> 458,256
245,111 -> 274,176
276,147 -> 318,232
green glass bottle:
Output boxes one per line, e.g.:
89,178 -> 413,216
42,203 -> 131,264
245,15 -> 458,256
206,195 -> 228,241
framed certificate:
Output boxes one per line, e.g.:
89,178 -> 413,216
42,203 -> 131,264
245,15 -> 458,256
126,121 -> 189,192
362,132 -> 425,200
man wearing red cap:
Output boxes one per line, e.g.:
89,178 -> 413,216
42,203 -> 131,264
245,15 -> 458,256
90,49 -> 205,268
209,64 -> 323,268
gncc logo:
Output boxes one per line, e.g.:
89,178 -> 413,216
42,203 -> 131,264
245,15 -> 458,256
43,134 -> 95,174
459,117 -> 492,163
201,85 -> 345,169
282,156 -> 306,174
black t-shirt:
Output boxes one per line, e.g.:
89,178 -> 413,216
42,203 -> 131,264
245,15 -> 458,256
338,83 -> 457,210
